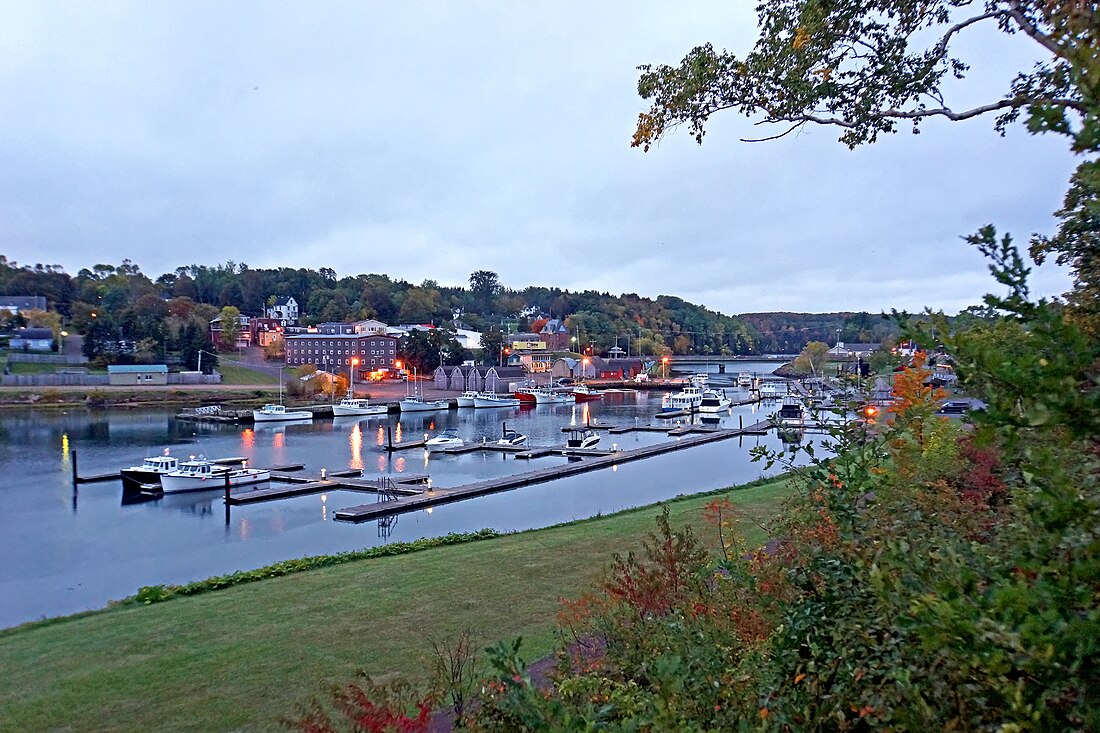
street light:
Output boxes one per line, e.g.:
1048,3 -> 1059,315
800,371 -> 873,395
661,355 -> 669,380
350,357 -> 359,394
582,356 -> 589,381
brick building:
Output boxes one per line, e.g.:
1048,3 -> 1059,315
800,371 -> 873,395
284,333 -> 399,378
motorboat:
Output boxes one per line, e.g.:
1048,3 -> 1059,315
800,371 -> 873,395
160,460 -> 270,493
399,395 -> 450,412
120,453 -> 180,490
253,403 -> 314,422
332,397 -> 388,417
699,389 -> 732,413
570,384 -> 603,402
737,371 -> 753,387
565,428 -> 601,450
759,383 -> 780,399
517,387 -> 573,405
775,396 -> 806,427
496,429 -> 528,447
690,373 -> 709,388
456,391 -> 480,408
425,428 -> 464,453
473,392 -> 522,408
661,386 -> 705,412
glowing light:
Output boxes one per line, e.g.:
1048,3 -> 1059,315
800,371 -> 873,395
350,424 -> 363,469
241,429 -> 255,449
425,507 -> 433,514
61,433 -> 69,461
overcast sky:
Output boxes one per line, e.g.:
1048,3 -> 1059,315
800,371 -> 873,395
0,2 -> 1079,315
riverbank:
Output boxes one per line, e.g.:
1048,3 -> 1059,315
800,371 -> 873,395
0,475 -> 792,732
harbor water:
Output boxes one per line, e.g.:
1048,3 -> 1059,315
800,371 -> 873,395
0,365 -> 810,628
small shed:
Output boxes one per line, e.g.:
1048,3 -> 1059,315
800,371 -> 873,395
9,327 -> 54,351
483,366 -> 526,393
107,364 -> 169,386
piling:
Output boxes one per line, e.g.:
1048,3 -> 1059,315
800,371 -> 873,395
71,450 -> 78,488
224,471 -> 232,525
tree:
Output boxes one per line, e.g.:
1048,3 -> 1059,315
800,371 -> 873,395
792,340 -> 830,376
218,306 -> 241,351
480,328 -> 504,366
633,1 -> 1099,311
468,270 -> 502,315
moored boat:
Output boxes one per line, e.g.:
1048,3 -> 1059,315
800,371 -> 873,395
661,385 -> 705,412
120,454 -> 180,489
474,392 -> 522,408
775,396 -> 806,427
425,428 -> 464,453
456,391 -> 480,408
565,428 -> 601,449
253,403 -> 314,422
331,397 -> 388,417
699,389 -> 732,413
737,371 -> 753,387
521,387 -> 573,405
496,429 -> 528,447
160,460 -> 270,493
399,395 -> 450,412
570,384 -> 603,402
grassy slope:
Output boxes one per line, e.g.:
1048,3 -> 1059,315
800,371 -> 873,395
215,362 -> 280,385
0,478 -> 792,732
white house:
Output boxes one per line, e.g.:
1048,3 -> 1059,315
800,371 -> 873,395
267,296 -> 299,325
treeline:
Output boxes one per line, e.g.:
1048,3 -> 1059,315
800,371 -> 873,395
0,256 -> 900,359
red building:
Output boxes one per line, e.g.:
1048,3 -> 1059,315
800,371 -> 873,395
284,333 -> 399,379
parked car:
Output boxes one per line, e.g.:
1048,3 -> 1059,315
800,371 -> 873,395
938,400 -> 971,414
555,377 -> 574,386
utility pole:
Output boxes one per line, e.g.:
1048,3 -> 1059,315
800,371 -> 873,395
197,349 -> 202,374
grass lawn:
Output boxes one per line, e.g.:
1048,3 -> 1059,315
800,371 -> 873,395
216,362 -> 280,385
0,477 -> 794,732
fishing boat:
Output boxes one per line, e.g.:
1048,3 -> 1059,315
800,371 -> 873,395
520,387 -> 574,405
253,403 -> 314,422
699,389 -> 732,413
496,428 -> 528,447
737,371 -> 753,387
160,460 -> 270,493
399,394 -> 450,413
455,391 -> 480,408
332,397 -> 388,417
425,428 -> 464,453
565,428 -> 601,450
570,384 -> 603,402
474,392 -> 521,408
120,453 -> 181,490
775,396 -> 806,427
760,383 -> 780,399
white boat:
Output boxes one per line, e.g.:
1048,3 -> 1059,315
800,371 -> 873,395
521,387 -> 573,405
331,397 -> 388,417
456,391 -> 480,408
160,460 -> 270,493
120,454 -> 181,489
690,373 -> 709,388
565,428 -> 601,450
473,392 -> 521,408
570,384 -> 603,402
399,395 -> 451,412
496,428 -> 528,447
774,396 -> 806,427
699,389 -> 732,413
425,428 -> 464,453
760,383 -> 780,399
253,403 -> 314,422
661,385 -> 705,412
737,371 -> 753,387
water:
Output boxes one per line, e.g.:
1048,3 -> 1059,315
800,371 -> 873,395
0,386 -> 810,628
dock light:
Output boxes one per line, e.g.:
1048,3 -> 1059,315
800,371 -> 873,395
321,493 -> 327,502
321,468 -> 327,480
612,443 -> 617,452
426,507 -> 433,514
427,478 -> 433,494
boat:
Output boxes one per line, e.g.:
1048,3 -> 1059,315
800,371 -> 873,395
565,428 -> 601,449
160,460 -> 270,493
661,385 -> 705,412
474,392 -> 521,408
425,428 -> 464,453
455,391 -> 480,408
253,403 -> 314,422
496,428 -> 528,447
775,396 -> 806,427
399,394 -> 451,412
699,389 -> 732,413
517,387 -> 574,405
737,371 -> 753,387
331,397 -> 388,417
570,384 -> 603,402
759,383 -> 779,399
120,453 -> 181,489
690,373 -> 709,388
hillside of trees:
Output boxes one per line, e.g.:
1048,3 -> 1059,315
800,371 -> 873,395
0,257 -> 902,361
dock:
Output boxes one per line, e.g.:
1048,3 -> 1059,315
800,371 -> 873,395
71,451 -> 248,485
333,419 -> 774,522
226,472 -> 430,505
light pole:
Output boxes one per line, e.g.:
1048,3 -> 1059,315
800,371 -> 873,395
350,357 -> 359,395
662,355 -> 669,380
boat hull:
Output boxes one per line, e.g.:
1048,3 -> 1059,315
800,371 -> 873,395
474,396 -> 521,408
398,399 -> 449,412
253,410 -> 313,422
332,404 -> 388,417
160,469 -> 271,493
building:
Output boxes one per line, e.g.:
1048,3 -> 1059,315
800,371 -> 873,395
828,341 -> 881,358
432,364 -> 527,393
267,296 -> 299,325
9,327 -> 54,351
452,328 -> 482,350
538,318 -> 571,350
284,333 -> 399,378
315,319 -> 390,336
107,364 -> 168,386
0,296 -> 47,314
209,315 -> 252,349
249,318 -> 285,348
551,356 -> 605,380
601,358 -> 644,379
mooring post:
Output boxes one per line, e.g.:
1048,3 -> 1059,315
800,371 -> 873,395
224,471 -> 232,525
739,414 -> 743,431
71,449 -> 78,487
387,425 -> 393,452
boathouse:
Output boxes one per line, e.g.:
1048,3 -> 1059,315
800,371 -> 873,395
107,364 -> 169,386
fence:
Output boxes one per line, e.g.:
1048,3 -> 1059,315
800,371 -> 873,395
6,353 -> 87,365
1,372 -> 222,387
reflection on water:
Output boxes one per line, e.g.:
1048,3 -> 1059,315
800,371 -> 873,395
0,386 -> 818,628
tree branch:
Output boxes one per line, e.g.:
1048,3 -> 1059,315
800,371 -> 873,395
741,122 -> 803,143
761,96 -> 1084,129
1003,0 -> 1064,57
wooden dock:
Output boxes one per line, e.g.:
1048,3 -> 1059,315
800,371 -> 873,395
226,471 -> 430,505
333,419 -> 774,522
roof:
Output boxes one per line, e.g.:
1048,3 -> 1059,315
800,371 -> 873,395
0,296 -> 47,310
13,327 -> 53,340
286,333 -> 396,341
540,318 -> 569,334
107,364 -> 169,373
273,296 -> 296,305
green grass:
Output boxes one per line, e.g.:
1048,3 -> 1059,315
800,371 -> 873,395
0,477 -> 793,732
216,362 -> 280,385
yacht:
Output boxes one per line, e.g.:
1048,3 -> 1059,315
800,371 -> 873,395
120,453 -> 181,490
699,389 -> 732,413
760,383 -> 780,399
399,395 -> 450,413
661,385 -> 705,412
331,397 -> 388,417
496,429 -> 529,447
474,392 -> 521,408
775,396 -> 806,427
737,371 -> 753,387
455,391 -> 480,408
565,428 -> 601,450
425,428 -> 464,453
253,403 -> 314,422
160,460 -> 270,493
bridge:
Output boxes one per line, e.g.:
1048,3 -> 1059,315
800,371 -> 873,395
665,355 -> 795,365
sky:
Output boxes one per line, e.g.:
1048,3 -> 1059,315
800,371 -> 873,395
0,2 -> 1080,315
